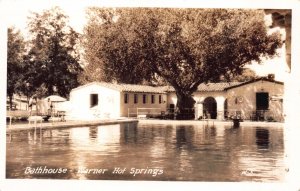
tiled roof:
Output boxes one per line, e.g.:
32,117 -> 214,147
164,82 -> 242,92
72,82 -> 166,93
224,77 -> 284,90
100,82 -> 166,93
198,82 -> 243,91
72,78 -> 283,94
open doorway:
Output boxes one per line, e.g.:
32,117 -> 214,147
203,97 -> 217,119
256,92 -> 269,110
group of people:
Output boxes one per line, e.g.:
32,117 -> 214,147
28,95 -> 53,116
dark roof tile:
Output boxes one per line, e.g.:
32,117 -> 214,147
164,82 -> 242,92
72,78 -> 283,94
72,82 -> 166,93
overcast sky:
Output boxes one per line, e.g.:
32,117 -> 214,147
2,0 -> 291,82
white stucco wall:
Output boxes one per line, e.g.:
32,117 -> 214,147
226,80 -> 284,122
166,80 -> 283,121
120,92 -> 167,117
68,80 -> 283,121
69,84 -> 121,120
167,91 -> 227,120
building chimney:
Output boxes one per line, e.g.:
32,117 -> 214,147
268,74 -> 275,81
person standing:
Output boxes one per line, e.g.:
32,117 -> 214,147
47,98 -> 53,116
28,95 -> 36,116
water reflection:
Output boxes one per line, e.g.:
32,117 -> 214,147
89,127 -> 98,140
176,126 -> 187,148
121,123 -> 138,144
255,127 -> 270,149
6,122 -> 285,181
204,125 -> 217,137
176,126 -> 196,149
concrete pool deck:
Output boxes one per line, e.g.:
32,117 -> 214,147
138,119 -> 284,127
6,118 -> 284,133
6,118 -> 139,133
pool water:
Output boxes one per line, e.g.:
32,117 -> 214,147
6,122 -> 286,181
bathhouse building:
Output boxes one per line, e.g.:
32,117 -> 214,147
68,82 -> 167,120
68,77 -> 284,122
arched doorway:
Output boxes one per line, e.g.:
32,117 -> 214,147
203,97 -> 217,119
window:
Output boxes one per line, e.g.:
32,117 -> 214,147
143,94 -> 147,104
90,94 -> 98,108
256,92 -> 269,110
151,95 -> 155,104
159,95 -> 162,104
124,93 -> 129,104
134,94 -> 138,104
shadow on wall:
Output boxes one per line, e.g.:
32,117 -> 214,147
226,81 -> 284,122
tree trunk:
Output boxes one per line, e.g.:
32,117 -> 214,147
8,95 -> 13,110
175,91 -> 196,120
35,97 -> 39,115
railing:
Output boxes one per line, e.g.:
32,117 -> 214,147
6,110 -> 30,127
127,107 -> 284,122
128,108 -> 163,118
128,107 -> 195,119
7,110 -> 30,118
223,109 -> 284,122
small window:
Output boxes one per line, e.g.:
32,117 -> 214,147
143,94 -> 147,104
151,95 -> 155,104
159,95 -> 162,104
90,94 -> 98,108
124,93 -> 129,104
134,94 -> 138,104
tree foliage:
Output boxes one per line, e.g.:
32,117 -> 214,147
224,68 -> 258,82
7,27 -> 26,109
23,7 -> 82,98
83,8 -> 282,118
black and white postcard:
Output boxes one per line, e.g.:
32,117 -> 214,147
1,0 -> 300,191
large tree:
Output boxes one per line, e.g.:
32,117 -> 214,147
223,68 -> 258,82
83,8 -> 282,119
23,7 -> 82,98
7,27 -> 26,109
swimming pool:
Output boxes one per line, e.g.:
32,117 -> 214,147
6,121 -> 286,181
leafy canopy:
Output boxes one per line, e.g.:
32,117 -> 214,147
82,8 -> 282,117
7,27 -> 27,109
83,8 -> 282,88
23,7 -> 82,98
